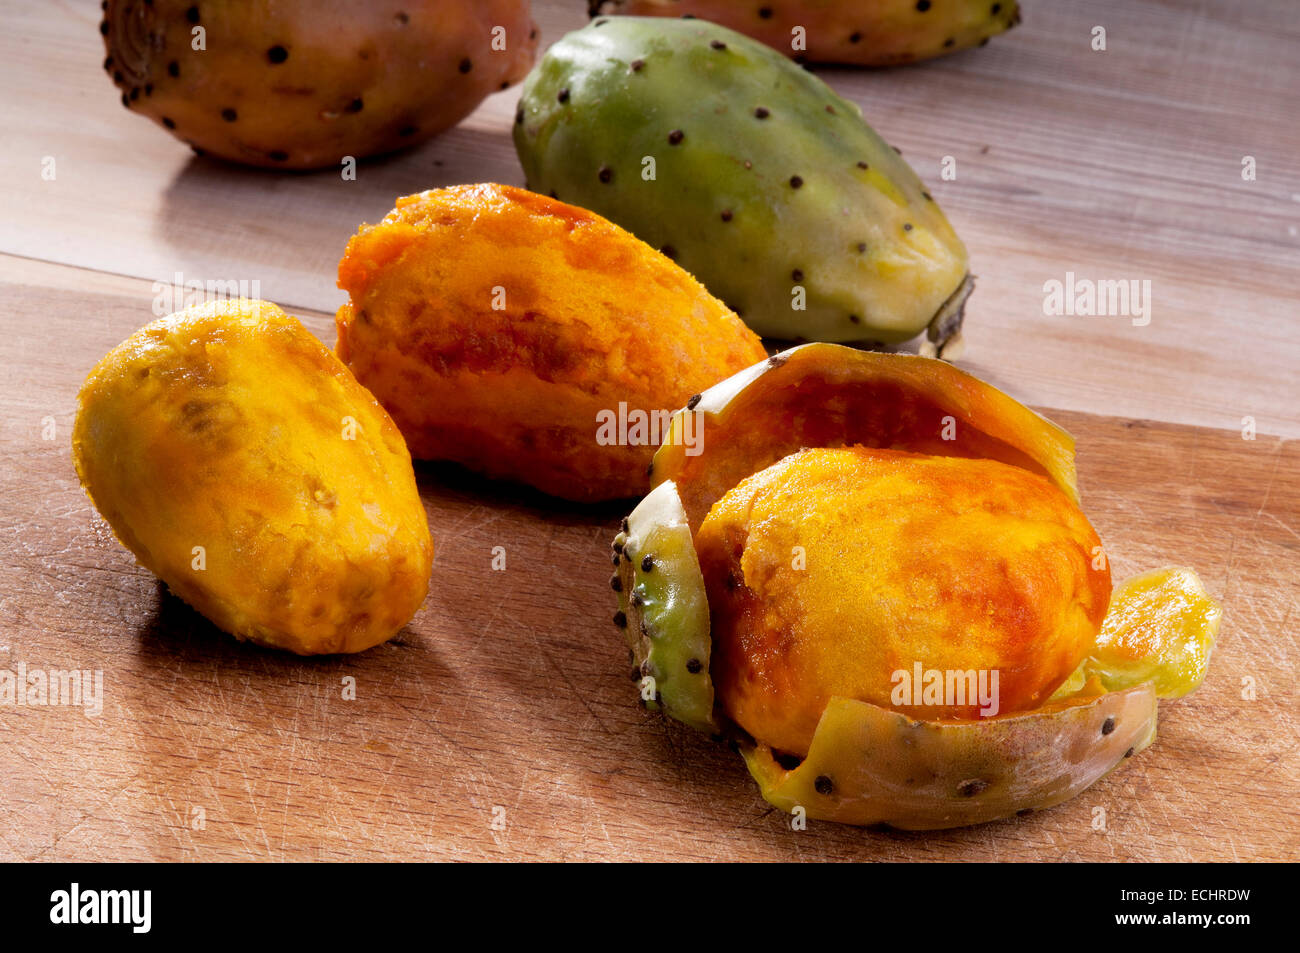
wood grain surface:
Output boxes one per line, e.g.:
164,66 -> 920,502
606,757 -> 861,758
1,258 -> 1296,861
1,0 -> 1297,861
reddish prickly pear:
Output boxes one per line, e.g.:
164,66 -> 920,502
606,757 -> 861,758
590,0 -> 1021,66
102,0 -> 537,169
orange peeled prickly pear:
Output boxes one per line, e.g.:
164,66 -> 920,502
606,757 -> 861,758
695,446 -> 1111,758
73,299 -> 433,655
335,183 -> 768,503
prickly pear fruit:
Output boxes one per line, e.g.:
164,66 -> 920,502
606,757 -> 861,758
589,1 -> 1021,67
752,563 -> 1217,829
102,0 -> 537,169
695,445 -> 1111,758
612,344 -> 1222,827
335,184 -> 767,503
514,17 -> 972,349
72,299 -> 433,655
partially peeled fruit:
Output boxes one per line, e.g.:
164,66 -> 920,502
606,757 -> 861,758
613,343 -> 1219,828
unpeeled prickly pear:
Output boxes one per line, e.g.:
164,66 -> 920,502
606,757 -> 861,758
102,0 -> 537,169
589,1 -> 1021,67
514,17 -> 972,350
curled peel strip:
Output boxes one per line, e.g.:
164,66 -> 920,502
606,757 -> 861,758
742,685 -> 1157,830
614,480 -> 716,734
655,342 -> 1080,530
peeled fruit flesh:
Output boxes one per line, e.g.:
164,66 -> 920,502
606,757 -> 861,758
335,183 -> 768,502
102,0 -> 538,169
73,299 -> 433,654
696,446 -> 1110,758
1055,566 -> 1221,701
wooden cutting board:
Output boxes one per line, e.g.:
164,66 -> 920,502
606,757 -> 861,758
1,0 -> 1297,861
0,259 -> 1295,862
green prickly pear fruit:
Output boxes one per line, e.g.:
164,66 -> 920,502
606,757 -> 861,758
514,17 -> 972,351
102,0 -> 538,170
589,1 -> 1021,67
